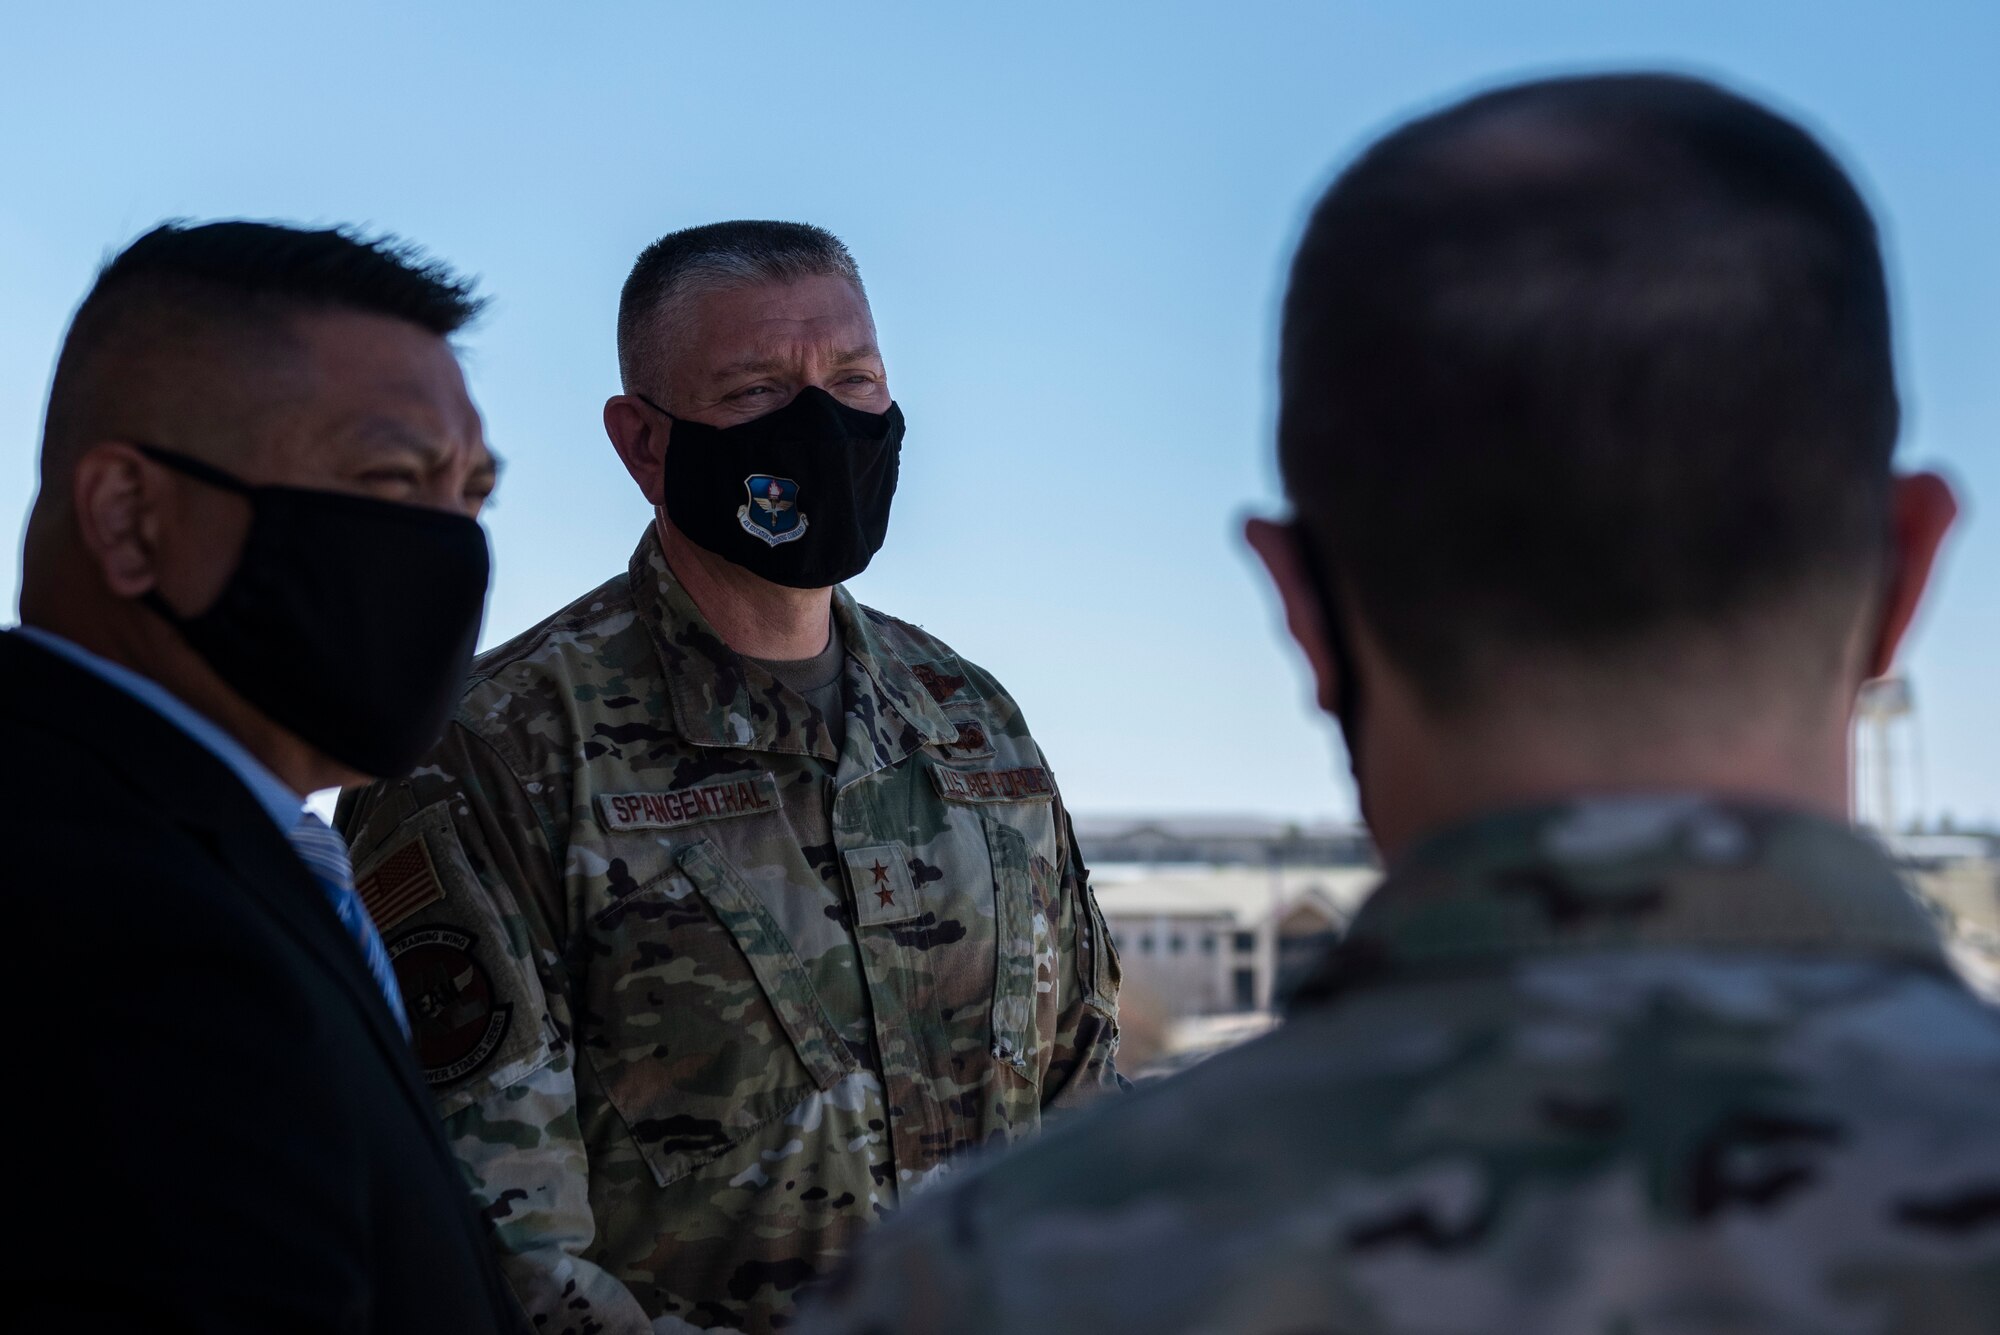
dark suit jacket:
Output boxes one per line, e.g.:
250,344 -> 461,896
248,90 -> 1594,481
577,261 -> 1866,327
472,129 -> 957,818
3,632 -> 527,1334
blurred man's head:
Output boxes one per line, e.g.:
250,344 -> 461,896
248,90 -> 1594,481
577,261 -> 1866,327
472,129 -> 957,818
22,220 -> 497,791
1248,73 -> 1956,853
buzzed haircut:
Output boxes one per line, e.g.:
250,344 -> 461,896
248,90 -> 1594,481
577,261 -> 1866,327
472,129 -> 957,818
1279,73 -> 1898,709
617,220 -> 862,391
41,220 -> 482,470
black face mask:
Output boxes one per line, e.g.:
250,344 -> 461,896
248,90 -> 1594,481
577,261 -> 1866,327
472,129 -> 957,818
644,387 -> 902,589
135,444 -> 491,779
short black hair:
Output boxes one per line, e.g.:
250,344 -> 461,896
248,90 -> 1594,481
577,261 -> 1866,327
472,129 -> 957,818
617,220 -> 861,389
92,219 -> 483,335
1279,73 -> 1898,708
42,219 -> 482,466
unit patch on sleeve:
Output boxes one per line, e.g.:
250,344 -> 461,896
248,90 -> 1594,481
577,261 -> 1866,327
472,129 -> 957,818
597,772 -> 780,832
354,833 -> 445,933
387,925 -> 513,1085
929,765 -> 1056,805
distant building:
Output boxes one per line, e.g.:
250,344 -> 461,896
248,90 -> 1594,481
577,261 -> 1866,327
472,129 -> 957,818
1073,815 -> 1373,868
1091,863 -> 1378,1018
1891,831 -> 2000,1000
1084,814 -> 2000,1075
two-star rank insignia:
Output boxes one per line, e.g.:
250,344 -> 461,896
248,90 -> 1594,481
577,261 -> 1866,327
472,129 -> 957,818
845,844 -> 921,926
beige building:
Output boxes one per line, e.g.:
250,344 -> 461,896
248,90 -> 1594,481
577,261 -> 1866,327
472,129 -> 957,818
1080,812 -> 1999,1078
1894,832 -> 2000,999
1092,864 -> 1378,1016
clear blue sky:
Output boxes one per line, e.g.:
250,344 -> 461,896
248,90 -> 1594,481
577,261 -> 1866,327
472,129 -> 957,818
4,1 -> 1994,825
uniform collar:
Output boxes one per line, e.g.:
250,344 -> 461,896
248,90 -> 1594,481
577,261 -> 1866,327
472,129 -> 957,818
1291,794 -> 1947,1006
627,526 -> 956,761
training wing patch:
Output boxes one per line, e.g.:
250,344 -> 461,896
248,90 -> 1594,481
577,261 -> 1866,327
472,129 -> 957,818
387,925 -> 513,1085
929,765 -> 1056,805
596,772 -> 780,832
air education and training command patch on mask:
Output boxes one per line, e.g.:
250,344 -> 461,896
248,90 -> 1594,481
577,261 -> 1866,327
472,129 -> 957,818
738,474 -> 808,547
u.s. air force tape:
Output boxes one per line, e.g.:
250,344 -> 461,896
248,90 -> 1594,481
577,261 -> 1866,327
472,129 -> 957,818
596,772 -> 780,832
928,765 -> 1055,804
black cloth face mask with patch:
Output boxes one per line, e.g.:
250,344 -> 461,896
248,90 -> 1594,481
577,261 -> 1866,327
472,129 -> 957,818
135,443 -> 492,779
642,387 -> 903,589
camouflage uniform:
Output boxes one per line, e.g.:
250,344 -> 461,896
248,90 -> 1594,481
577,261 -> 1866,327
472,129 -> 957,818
337,527 -> 1123,1334
797,796 -> 2000,1335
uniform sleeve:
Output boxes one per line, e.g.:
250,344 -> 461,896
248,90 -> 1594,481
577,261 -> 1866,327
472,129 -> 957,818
337,722 -> 656,1335
1038,791 -> 1127,1108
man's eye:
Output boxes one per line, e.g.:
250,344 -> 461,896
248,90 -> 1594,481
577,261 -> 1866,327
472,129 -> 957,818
362,469 -> 422,488
732,385 -> 775,399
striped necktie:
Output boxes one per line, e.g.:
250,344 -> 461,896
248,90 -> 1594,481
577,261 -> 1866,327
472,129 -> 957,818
288,812 -> 412,1038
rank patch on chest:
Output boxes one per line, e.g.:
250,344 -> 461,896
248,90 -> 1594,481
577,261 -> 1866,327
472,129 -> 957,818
844,843 -> 923,926
354,833 -> 445,933
929,765 -> 1055,805
597,772 -> 781,832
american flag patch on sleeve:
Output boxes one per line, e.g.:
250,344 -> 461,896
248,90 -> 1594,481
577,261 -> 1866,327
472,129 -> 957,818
355,834 -> 446,933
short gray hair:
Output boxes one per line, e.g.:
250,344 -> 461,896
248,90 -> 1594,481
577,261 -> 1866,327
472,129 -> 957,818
617,220 -> 863,392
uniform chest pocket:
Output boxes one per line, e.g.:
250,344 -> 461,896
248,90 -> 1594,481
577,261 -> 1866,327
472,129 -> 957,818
582,840 -> 855,1189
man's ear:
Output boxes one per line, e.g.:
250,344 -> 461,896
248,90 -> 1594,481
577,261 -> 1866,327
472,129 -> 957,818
603,395 -> 668,507
1866,471 -> 1958,680
70,442 -> 164,599
1245,516 -> 1343,716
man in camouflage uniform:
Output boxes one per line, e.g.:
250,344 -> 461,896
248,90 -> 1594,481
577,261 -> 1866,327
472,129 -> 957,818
338,221 -> 1122,1334
797,75 -> 2000,1334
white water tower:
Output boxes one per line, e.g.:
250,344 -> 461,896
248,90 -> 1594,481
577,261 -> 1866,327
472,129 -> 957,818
1854,675 -> 1919,833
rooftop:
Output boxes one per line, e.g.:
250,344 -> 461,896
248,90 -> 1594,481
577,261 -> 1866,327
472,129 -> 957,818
1091,863 -> 1380,926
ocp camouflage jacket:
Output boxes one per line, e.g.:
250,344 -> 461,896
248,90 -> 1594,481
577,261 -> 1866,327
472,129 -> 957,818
338,526 -> 1124,1335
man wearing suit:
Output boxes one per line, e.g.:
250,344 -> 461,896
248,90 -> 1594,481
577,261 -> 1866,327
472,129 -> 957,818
5,220 -> 526,1332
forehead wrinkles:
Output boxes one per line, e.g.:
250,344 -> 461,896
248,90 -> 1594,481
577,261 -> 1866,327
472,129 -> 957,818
654,278 -> 875,390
